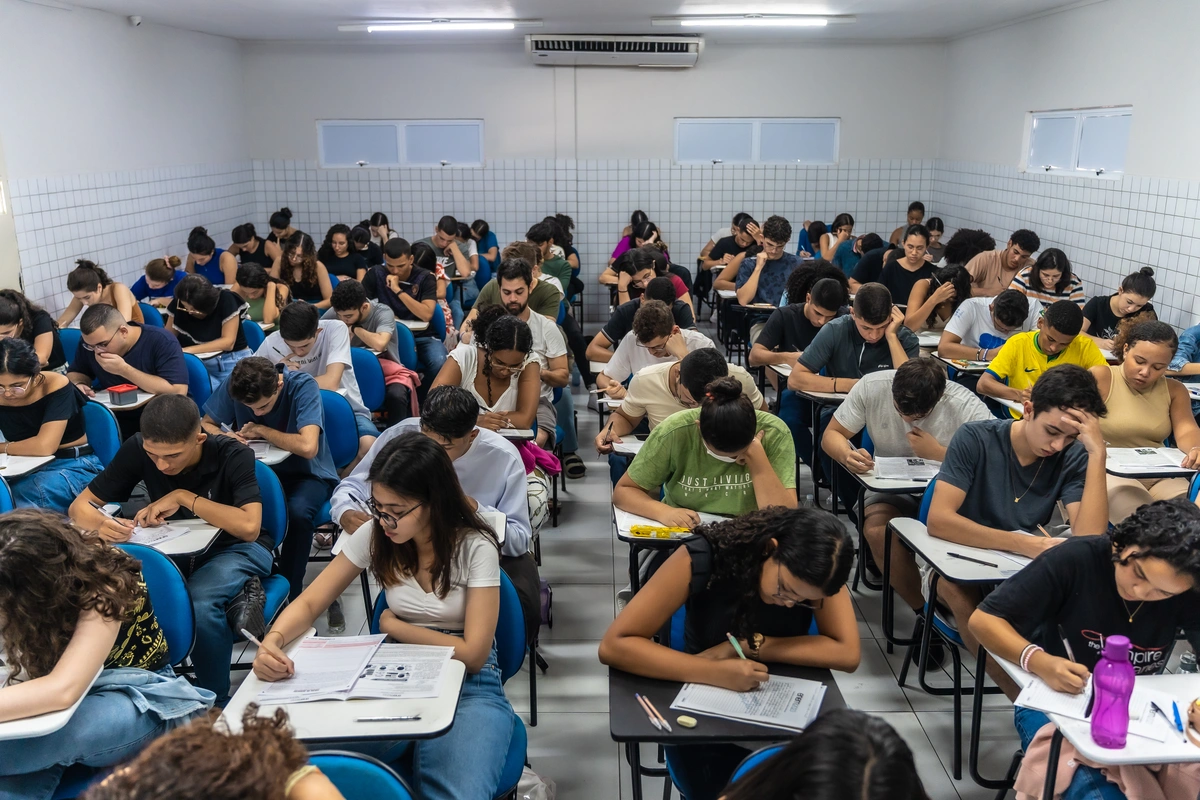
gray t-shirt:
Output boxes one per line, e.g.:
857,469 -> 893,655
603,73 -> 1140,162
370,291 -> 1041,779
833,370 -> 992,457
936,418 -> 1088,532
797,315 -> 920,379
322,300 -> 400,364
255,320 -> 369,417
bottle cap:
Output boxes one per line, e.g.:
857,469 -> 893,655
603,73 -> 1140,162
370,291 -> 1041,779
1102,634 -> 1131,659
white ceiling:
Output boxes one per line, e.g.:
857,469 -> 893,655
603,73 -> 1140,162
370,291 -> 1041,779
61,0 -> 1093,43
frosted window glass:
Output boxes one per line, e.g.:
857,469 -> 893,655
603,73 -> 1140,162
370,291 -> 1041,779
405,124 -> 482,166
319,124 -> 399,167
1077,114 -> 1131,173
676,121 -> 754,163
760,121 -> 838,164
1029,116 -> 1077,170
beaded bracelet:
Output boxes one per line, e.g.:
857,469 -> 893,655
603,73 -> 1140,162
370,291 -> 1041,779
1020,643 -> 1043,672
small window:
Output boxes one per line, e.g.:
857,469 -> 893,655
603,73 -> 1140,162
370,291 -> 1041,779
317,120 -> 484,168
1025,107 -> 1132,177
674,118 -> 839,165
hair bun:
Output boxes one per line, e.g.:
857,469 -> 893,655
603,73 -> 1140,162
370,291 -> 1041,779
74,258 -> 97,270
189,226 -> 208,237
703,376 -> 742,404
1140,266 -> 1155,277
168,255 -> 182,268
278,207 -> 292,218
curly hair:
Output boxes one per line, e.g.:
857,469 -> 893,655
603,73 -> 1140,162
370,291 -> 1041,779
0,510 -> 144,681
80,706 -> 309,800
280,231 -> 320,292
692,506 -> 853,640
631,299 -> 674,343
942,228 -> 996,267
316,223 -> 352,265
1112,316 -> 1173,363
786,261 -> 850,307
1110,499 -> 1200,587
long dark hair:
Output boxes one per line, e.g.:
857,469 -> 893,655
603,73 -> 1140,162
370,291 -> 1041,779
366,433 -> 498,598
0,510 -> 146,681
0,337 -> 43,380
66,259 -> 112,293
1029,248 -> 1073,294
931,265 -> 972,313
694,506 -> 853,640
317,223 -> 353,264
0,289 -> 47,344
174,274 -> 221,316
280,231 -> 319,289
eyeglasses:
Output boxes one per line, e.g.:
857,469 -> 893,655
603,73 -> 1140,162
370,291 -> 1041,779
368,498 -> 422,529
773,564 -> 823,609
82,330 -> 122,352
0,375 -> 35,397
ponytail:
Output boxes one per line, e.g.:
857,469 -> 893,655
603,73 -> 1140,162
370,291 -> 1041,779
66,259 -> 111,293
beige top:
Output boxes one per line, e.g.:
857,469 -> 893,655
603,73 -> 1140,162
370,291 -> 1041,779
1099,365 -> 1172,449
620,361 -> 764,428
966,250 -> 1022,297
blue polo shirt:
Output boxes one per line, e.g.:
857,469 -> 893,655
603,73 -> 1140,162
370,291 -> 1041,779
203,370 -> 338,485
131,270 -> 186,301
69,323 -> 188,390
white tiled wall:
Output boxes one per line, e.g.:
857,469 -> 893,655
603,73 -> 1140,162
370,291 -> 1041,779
8,163 -> 255,315
933,161 -> 1200,329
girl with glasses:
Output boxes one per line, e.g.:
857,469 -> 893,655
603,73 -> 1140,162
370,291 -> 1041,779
0,338 -> 102,511
0,289 -> 68,373
165,274 -> 252,389
253,433 -> 516,800
599,505 -> 860,800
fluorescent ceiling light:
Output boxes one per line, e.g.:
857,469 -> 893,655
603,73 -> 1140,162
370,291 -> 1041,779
653,15 -> 854,28
365,21 -> 516,32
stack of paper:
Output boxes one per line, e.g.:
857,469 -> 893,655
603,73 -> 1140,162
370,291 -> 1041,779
874,456 -> 940,482
670,674 -> 827,733
130,524 -> 189,547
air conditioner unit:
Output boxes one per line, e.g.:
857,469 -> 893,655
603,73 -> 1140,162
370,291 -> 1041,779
525,35 -> 702,67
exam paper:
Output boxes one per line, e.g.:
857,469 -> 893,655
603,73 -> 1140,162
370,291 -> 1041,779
339,644 -> 454,700
129,524 -> 189,547
1109,447 -> 1189,469
874,456 -> 940,482
247,441 -> 271,457
670,674 -> 826,733
1015,676 -> 1093,719
256,634 -> 384,704
1017,679 -> 1175,742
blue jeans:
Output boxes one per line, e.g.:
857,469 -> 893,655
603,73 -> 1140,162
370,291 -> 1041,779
554,387 -> 578,453
278,474 -> 336,600
1014,708 -> 1126,800
778,389 -> 815,465
204,348 -> 252,391
354,412 -> 379,441
448,297 -> 465,329
182,540 -> 273,702
459,278 -> 481,309
0,668 -> 208,800
11,454 -> 102,513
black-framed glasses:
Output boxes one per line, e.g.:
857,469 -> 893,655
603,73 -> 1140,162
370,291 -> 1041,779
773,564 -> 823,609
82,330 -> 122,352
368,497 -> 422,529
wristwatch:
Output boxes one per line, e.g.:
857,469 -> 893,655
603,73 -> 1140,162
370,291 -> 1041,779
747,633 -> 764,660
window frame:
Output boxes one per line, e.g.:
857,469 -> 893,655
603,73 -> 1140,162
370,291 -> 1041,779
316,119 -> 485,169
1022,107 -> 1132,180
673,117 -> 840,166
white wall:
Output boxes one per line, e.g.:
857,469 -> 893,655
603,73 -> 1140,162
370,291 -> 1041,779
939,0 -> 1200,180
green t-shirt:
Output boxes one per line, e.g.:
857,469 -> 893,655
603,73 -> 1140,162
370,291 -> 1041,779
540,256 -> 573,291
626,409 -> 796,517
475,278 -> 561,320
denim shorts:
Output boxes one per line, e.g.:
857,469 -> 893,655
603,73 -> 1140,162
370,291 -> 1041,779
354,412 -> 379,440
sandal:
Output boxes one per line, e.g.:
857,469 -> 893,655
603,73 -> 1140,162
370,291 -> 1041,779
563,452 -> 586,479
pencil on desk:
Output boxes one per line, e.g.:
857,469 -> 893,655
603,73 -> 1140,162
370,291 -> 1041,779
635,693 -> 662,731
946,551 -> 999,568
1037,524 -> 1052,538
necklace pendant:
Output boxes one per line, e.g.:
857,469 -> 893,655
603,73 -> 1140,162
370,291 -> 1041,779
1014,497 -> 1019,503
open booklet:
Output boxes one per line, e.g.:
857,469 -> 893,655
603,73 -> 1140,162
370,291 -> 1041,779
874,456 -> 940,482
1108,447 -> 1190,469
670,674 -> 826,733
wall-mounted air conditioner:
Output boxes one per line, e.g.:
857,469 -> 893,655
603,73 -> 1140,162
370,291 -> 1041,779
526,35 -> 702,67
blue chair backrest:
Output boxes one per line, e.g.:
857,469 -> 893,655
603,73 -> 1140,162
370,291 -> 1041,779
861,427 -> 875,456
255,460 -> 288,552
729,744 -> 787,785
0,477 -> 14,512
328,274 -> 340,289
59,328 -> 82,360
116,543 -> 195,666
81,400 -> 121,466
918,477 -> 939,524
138,303 -> 164,328
556,300 -> 567,325
241,318 -> 266,351
475,256 -> 493,288
428,308 -> 447,342
182,353 -> 212,406
320,389 -> 358,470
309,752 -> 414,800
351,348 -> 385,412
393,323 -> 419,372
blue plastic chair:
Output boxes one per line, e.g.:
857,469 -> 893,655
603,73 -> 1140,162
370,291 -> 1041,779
59,327 -> 82,359
182,353 -> 212,406
393,323 -> 419,372
81,401 -> 121,466
138,303 -> 164,328
328,274 -> 340,289
116,543 -> 196,666
309,752 -> 414,799
242,318 -> 265,351
256,460 -> 292,633
428,308 -> 447,342
320,389 -> 358,470
0,477 -> 14,512
1189,472 -> 1200,501
351,348 -> 385,412
729,744 -> 787,784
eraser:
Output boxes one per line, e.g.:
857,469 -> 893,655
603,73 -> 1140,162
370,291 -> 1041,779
676,715 -> 697,729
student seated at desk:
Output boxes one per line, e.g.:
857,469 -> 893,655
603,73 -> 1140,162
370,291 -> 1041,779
57,259 -> 143,328
1082,267 -> 1157,351
364,238 -> 447,384
69,394 -> 267,704
229,221 -> 275,270
596,300 -> 714,401
713,219 -> 765,294
598,507 -> 858,800
902,264 -> 971,332
232,263 -> 289,325
816,213 -> 855,262
257,303 -> 377,465
889,201 -> 925,247
734,216 -> 801,307
875,224 -> 935,308
609,245 -> 688,309
970,499 -> 1200,798
936,289 -> 1041,363
265,208 -> 304,264
978,300 -> 1108,416
925,217 -> 946,265
928,364 -> 1109,696
273,232 -> 332,310
941,227 -> 996,272
525,219 -> 570,296
604,216 -> 668,273
202,357 -> 338,600
165,275 -> 252,388
324,278 -> 412,424
130,255 -> 186,308
1091,320 -> 1200,524
471,218 -> 500,274
0,511 -> 214,798
613,377 -> 796,526
750,265 -> 847,395
185,226 -> 238,286
965,228 -> 1039,298
718,710 -> 929,800
586,277 -> 695,365
0,338 -> 102,511
699,213 -> 755,274
821,358 -> 991,621
351,224 -> 383,269
468,244 -> 561,325
847,241 -> 900,293
1009,247 -> 1085,310
253,433 -> 518,800
81,706 -> 346,800
0,289 -> 68,373
317,223 -> 367,282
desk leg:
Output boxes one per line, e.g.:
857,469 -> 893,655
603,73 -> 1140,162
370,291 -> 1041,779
1042,728 -> 1063,798
625,742 -> 645,800
970,648 -> 1019,792
853,486 -> 882,593
881,523 -> 921,652
629,544 -> 642,595
807,398 -> 824,509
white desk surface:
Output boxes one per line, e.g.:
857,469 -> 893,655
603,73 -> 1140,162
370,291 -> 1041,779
931,352 -> 991,373
997,397 -> 1025,417
769,362 -> 793,378
599,396 -> 623,409
888,517 -> 1031,583
255,444 -> 292,466
716,289 -> 737,300
149,518 -> 222,557
259,321 -> 275,331
398,319 -> 430,332
479,510 -> 506,546
613,506 -> 728,543
917,332 -> 942,349
0,455 -> 54,478
611,439 -> 644,457
1188,385 -> 1200,402
1100,348 -> 1118,363
851,469 -> 932,494
497,428 -> 535,442
97,390 -> 155,411
589,361 -> 607,375
0,666 -> 102,741
796,389 -> 848,404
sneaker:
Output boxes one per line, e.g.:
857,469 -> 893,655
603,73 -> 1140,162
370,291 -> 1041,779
226,576 -> 267,641
586,393 -> 599,412
327,599 -> 346,634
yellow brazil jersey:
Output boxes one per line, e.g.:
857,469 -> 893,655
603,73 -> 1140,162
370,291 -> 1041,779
986,330 -> 1108,418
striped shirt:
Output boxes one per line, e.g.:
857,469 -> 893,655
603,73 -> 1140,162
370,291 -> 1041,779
1009,266 -> 1085,309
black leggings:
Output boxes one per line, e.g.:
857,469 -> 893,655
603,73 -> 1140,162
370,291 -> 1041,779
560,314 -> 594,385
384,383 -> 413,425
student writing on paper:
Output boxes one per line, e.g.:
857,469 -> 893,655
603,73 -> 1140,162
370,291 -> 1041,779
253,433 -> 517,800
596,299 -> 714,401
1091,320 -> 1200,523
0,511 -> 213,796
57,259 -> 142,328
0,290 -> 67,374
231,263 -> 289,326
130,255 -> 186,308
228,221 -> 275,270
598,507 -> 859,800
184,226 -> 238,286
969,500 -> 1200,798
928,365 -> 1110,696
586,277 -> 695,365
1081,267 -> 1157,350
874,224 -> 936,308
323,279 -> 413,424
821,359 -> 990,621
718,710 -> 930,800
69,394 -> 267,704
317,223 -> 368,283
699,213 -> 754,276
271,231 -> 332,310
1009,247 -> 1086,310
165,275 -> 252,390
935,290 -> 1041,363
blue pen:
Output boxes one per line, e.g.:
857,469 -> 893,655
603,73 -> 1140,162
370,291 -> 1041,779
1173,700 -> 1185,734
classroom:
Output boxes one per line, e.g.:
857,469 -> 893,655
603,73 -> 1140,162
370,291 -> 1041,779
1,0 -> 1200,798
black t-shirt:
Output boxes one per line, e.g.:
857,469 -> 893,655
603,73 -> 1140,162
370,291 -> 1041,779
70,323 -> 189,390
358,243 -> 384,268
709,235 -> 749,263
1082,294 -> 1156,341
978,535 -> 1200,675
237,238 -> 273,269
88,434 -> 269,551
266,229 -> 307,246
29,309 -> 66,372
682,535 -> 814,654
877,260 -> 936,307
166,290 -> 248,351
850,247 -> 901,285
363,265 -> 439,337
0,380 -> 86,445
600,298 -> 695,345
755,304 -> 828,353
324,252 -> 367,280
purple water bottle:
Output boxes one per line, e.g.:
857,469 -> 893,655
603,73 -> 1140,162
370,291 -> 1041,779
1090,635 -> 1135,749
